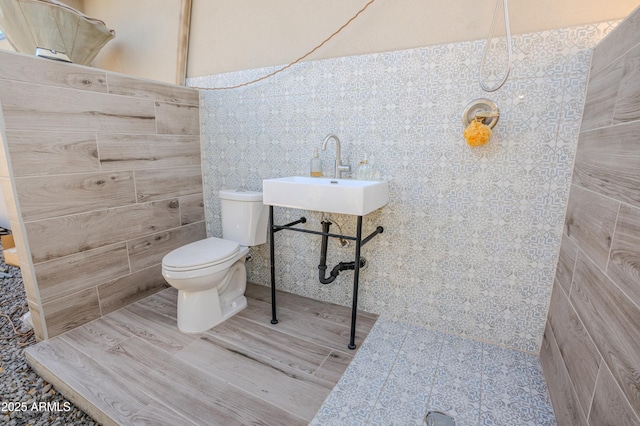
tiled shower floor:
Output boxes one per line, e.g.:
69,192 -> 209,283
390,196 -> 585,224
313,318 -> 556,425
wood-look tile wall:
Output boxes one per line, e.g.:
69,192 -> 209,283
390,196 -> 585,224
541,7 -> 640,425
0,51 -> 206,340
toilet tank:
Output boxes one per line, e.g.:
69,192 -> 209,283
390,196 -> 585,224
219,190 -> 269,246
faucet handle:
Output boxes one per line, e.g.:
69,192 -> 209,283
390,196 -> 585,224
337,164 -> 351,178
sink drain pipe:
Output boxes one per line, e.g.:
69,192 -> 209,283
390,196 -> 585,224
318,221 -> 366,284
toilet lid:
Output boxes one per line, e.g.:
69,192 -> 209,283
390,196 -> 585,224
162,237 -> 240,270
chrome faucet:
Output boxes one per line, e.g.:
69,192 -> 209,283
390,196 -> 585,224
322,134 -> 351,178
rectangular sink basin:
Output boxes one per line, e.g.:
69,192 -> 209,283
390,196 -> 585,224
263,176 -> 389,216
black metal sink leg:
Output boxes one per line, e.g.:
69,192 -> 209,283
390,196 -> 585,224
269,206 -> 278,324
348,215 -> 363,350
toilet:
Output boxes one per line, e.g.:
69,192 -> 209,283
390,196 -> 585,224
161,190 -> 269,333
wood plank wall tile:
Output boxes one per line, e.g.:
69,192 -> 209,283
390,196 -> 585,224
580,61 -> 623,132
0,80 -> 157,133
97,134 -> 201,172
0,52 -> 108,93
570,252 -> 640,416
15,172 -> 136,222
564,185 -> 619,270
155,102 -> 200,135
543,11 -> 640,423
547,284 -> 601,414
608,204 -> 640,306
179,194 -> 205,225
591,9 -> 640,75
5,131 -> 100,177
25,199 -> 181,263
27,300 -> 46,341
35,243 -> 130,304
20,262 -> 38,304
612,44 -> 640,124
588,363 -> 640,426
97,265 -> 168,316
42,288 -> 102,338
0,178 -> 19,222
555,237 -> 578,295
127,222 -> 206,272
0,129 -> 10,178
9,218 -> 30,263
574,121 -> 640,208
134,166 -> 203,203
0,49 -> 204,339
107,74 -> 199,106
540,323 -> 589,426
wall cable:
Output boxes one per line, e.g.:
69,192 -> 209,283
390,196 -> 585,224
479,0 -> 512,92
0,304 -> 34,348
192,0 -> 376,91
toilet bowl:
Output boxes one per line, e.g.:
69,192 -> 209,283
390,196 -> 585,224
161,190 -> 268,333
162,237 -> 249,333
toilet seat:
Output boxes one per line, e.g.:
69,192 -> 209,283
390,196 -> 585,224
162,237 -> 240,272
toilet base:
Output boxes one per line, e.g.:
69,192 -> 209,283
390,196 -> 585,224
176,289 -> 247,334
174,260 -> 248,334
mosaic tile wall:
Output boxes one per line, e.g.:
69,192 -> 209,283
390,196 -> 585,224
189,22 -> 617,353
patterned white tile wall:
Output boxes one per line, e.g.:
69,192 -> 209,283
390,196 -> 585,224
189,22 -> 616,353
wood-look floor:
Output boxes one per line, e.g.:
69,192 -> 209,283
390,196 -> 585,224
25,283 -> 378,426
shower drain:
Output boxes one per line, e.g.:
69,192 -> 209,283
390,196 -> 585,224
425,410 -> 456,426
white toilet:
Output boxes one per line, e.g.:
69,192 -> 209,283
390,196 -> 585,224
161,190 -> 269,333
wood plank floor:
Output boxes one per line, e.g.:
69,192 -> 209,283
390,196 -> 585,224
24,283 -> 378,426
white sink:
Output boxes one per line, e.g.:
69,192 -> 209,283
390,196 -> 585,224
263,176 -> 389,216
